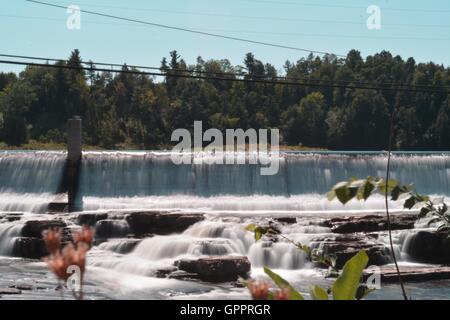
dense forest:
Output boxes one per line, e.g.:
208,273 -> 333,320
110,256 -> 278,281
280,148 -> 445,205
0,49 -> 449,150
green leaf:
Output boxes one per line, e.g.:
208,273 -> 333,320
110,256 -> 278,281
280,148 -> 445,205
378,179 -> 398,194
390,184 -> 413,201
355,285 -> 376,300
359,179 -> 375,201
334,184 -> 357,205
263,267 -> 304,300
310,285 -> 329,300
327,190 -> 336,201
332,251 -> 369,300
403,194 -> 428,209
419,206 -> 432,218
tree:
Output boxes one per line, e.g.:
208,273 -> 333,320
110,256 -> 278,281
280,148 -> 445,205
282,92 -> 326,146
0,49 -> 449,150
342,90 -> 390,149
0,81 -> 36,145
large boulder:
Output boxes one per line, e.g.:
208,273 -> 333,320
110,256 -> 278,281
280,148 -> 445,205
11,220 -> 72,259
325,214 -> 416,234
402,231 -> 450,263
311,234 -> 392,269
21,220 -> 67,238
77,213 -> 109,227
11,237 -> 48,259
174,256 -> 251,282
125,211 -> 204,236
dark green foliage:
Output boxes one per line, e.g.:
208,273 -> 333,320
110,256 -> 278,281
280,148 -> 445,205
329,177 -> 450,239
0,49 -> 449,149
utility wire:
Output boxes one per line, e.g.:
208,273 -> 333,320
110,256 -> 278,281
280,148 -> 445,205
1,59 -> 449,95
3,14 -> 450,41
35,1 -> 450,28
2,53 -> 450,90
25,0 -> 346,57
242,0 -> 450,13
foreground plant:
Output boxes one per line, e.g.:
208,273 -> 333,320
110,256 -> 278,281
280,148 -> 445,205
42,226 -> 94,300
245,225 -> 372,300
328,176 -> 450,300
327,177 -> 450,239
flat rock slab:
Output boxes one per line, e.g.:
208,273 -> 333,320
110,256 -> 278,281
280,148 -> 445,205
175,256 -> 251,283
10,283 -> 33,291
0,288 -> 22,295
325,214 -> 417,234
363,265 -> 450,283
126,211 -> 204,236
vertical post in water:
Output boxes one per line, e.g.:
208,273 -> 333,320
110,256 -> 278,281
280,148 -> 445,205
67,116 -> 82,212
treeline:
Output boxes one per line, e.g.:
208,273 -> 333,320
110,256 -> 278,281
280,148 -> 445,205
0,49 -> 449,150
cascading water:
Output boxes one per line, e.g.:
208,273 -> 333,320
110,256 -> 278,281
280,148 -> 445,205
1,150 -> 449,299
0,223 -> 22,256
79,151 -> 450,212
0,151 -> 66,213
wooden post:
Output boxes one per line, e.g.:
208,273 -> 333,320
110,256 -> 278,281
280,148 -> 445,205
67,117 -> 82,212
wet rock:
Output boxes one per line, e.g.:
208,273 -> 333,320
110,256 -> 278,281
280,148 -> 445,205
402,231 -> 450,264
77,213 -> 109,226
326,214 -> 416,234
275,217 -> 297,224
2,213 -> 23,222
0,288 -> 21,295
311,234 -> 392,269
10,283 -> 33,291
11,237 -> 48,259
21,220 -> 67,238
126,211 -> 204,236
363,265 -> 450,283
175,256 -> 251,282
95,219 -> 130,239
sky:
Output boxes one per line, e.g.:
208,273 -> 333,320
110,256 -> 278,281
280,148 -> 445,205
1,0 -> 450,75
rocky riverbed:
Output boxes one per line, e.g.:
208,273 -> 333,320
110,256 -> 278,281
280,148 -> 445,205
1,209 -> 449,300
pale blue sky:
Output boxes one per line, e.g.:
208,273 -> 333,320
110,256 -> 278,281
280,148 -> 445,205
1,0 -> 450,74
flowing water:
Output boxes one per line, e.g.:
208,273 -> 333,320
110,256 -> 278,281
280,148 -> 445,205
0,151 -> 449,300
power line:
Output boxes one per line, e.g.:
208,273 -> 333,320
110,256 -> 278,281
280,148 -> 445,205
25,0 -> 346,57
4,14 -> 449,42
241,0 -> 450,13
35,1 -> 450,28
1,58 -> 449,95
2,53 -> 450,90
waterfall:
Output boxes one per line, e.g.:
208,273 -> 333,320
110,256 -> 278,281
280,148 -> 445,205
79,151 -> 450,211
0,223 -> 22,256
0,151 -> 66,213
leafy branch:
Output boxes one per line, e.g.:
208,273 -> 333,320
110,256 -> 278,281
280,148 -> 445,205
245,224 -> 372,300
327,177 -> 450,238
